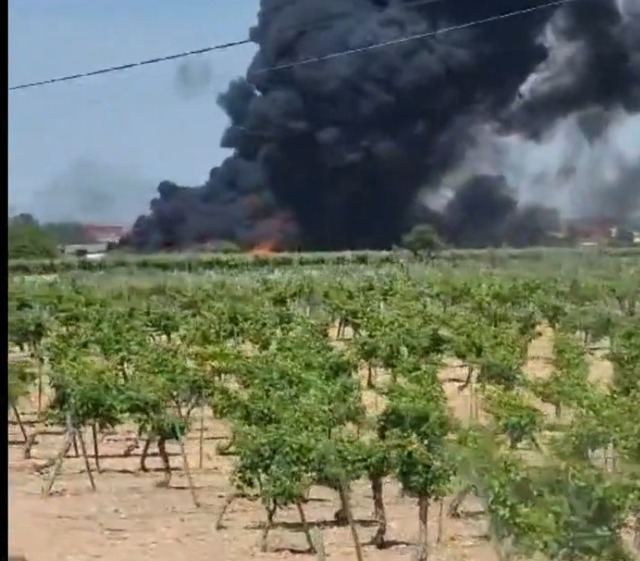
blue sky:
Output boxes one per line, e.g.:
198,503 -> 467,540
9,0 -> 259,223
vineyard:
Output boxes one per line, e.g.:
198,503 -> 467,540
8,255 -> 640,561
9,246 -> 640,275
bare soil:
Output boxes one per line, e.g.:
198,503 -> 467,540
9,413 -> 497,561
8,329 -> 612,561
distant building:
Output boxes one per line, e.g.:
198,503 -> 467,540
62,224 -> 126,257
565,218 -> 616,247
62,243 -> 109,256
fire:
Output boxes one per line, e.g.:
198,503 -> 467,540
250,240 -> 278,255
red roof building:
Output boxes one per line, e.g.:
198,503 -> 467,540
561,218 -> 617,246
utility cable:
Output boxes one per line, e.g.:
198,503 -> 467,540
9,0 -> 576,91
9,40 -> 251,91
252,0 -> 576,73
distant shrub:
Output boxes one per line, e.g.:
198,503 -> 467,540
8,214 -> 58,260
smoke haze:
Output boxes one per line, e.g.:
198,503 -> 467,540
30,159 -> 156,225
175,58 -> 215,98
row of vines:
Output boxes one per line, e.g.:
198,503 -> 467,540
8,263 -> 640,560
9,246 -> 640,275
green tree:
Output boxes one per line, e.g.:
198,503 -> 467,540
42,222 -> 88,245
401,224 -> 444,256
9,214 -> 58,259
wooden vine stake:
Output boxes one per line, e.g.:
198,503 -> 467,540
296,500 -> 316,554
10,402 -> 29,443
310,527 -> 326,561
76,428 -> 96,491
178,437 -> 200,508
42,414 -> 96,497
91,423 -> 101,473
175,405 -> 200,507
42,414 -> 73,497
198,400 -> 205,470
338,480 -> 364,561
215,493 -> 237,530
36,362 -> 43,419
468,371 -> 480,422
72,433 -> 80,458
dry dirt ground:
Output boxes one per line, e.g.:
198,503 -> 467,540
8,329 -> 611,561
9,416 -> 496,561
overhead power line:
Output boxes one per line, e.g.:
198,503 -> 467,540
253,0 -> 575,73
9,39 -> 252,91
9,2 -> 445,92
9,0 -> 575,92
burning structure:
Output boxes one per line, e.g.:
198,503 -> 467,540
124,0 -> 640,251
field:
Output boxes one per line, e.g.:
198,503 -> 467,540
8,252 -> 640,561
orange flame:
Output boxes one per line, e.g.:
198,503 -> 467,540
250,240 -> 278,255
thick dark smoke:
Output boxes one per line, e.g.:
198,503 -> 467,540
126,158 -> 298,249
508,0 -> 640,137
435,175 -> 560,248
127,0 -> 640,251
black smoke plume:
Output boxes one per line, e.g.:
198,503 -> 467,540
126,158 -> 298,249
435,175 -> 560,248
126,0 -> 640,251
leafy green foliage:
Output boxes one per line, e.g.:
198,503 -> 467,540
400,224 -> 444,255
8,257 -> 640,559
8,359 -> 36,405
380,362 -> 455,500
609,319 -> 640,396
41,222 -> 89,245
9,214 -> 59,260
532,331 -> 591,419
484,388 -> 543,449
